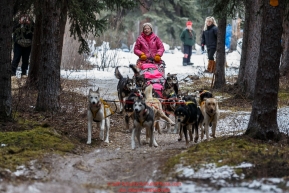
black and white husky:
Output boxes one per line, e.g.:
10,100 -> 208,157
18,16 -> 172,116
131,98 -> 158,149
115,66 -> 136,113
87,88 -> 110,144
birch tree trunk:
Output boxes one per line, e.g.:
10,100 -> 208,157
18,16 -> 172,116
0,0 -> 13,120
246,0 -> 284,141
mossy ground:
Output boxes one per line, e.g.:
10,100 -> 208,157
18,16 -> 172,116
163,136 -> 289,178
0,121 -> 75,171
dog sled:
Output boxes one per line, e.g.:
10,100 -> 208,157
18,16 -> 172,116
136,59 -> 166,99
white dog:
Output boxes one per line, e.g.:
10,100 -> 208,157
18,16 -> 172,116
200,98 -> 220,140
87,88 -> 110,144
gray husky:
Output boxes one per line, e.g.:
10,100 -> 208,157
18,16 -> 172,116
131,98 -> 158,149
87,88 -> 110,144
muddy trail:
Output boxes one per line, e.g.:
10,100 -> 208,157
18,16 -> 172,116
2,78 -> 196,193
1,114 -> 190,193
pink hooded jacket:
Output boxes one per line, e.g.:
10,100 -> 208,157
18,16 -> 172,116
134,32 -> 165,59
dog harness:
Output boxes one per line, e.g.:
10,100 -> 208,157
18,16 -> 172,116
184,100 -> 196,124
185,101 -> 195,105
137,108 -> 148,126
90,98 -> 114,122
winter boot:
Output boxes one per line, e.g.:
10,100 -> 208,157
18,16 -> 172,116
204,60 -> 215,73
211,60 -> 216,72
188,60 -> 194,65
183,58 -> 187,66
204,60 -> 212,73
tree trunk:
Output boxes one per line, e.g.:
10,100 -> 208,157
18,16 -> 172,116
236,1 -> 250,91
243,0 -> 262,99
280,8 -> 289,77
214,17 -> 226,89
58,2 -> 68,63
236,0 -> 262,99
36,0 -> 64,111
246,0 -> 284,141
0,0 -> 13,121
28,11 -> 42,88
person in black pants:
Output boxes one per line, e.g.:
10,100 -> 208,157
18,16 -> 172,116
11,14 -> 34,77
201,16 -> 218,73
180,21 -> 196,66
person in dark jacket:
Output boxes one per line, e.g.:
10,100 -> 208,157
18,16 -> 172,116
180,21 -> 196,66
201,16 -> 218,73
11,14 -> 34,77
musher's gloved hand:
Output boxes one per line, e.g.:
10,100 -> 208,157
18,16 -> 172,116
154,54 -> 161,62
140,53 -> 147,61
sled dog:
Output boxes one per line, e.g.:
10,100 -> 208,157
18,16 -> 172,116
87,88 -> 111,144
200,98 -> 220,140
174,95 -> 198,147
131,97 -> 158,149
115,66 -> 136,113
144,84 -> 175,134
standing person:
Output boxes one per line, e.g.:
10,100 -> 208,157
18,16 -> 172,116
180,21 -> 196,66
134,23 -> 165,68
201,16 -> 218,73
11,14 -> 34,77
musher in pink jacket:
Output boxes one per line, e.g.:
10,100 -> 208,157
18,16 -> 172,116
134,23 -> 165,67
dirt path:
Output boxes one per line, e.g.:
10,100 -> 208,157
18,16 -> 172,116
2,114 -> 188,192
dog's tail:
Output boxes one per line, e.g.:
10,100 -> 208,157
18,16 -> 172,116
129,64 -> 140,75
144,84 -> 153,99
114,66 -> 123,80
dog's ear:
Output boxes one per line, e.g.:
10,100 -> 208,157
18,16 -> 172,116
89,88 -> 93,93
96,87 -> 99,92
167,72 -> 171,76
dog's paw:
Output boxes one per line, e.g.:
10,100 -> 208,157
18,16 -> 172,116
87,141 -> 91,144
210,133 -> 216,138
178,138 -> 182,141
